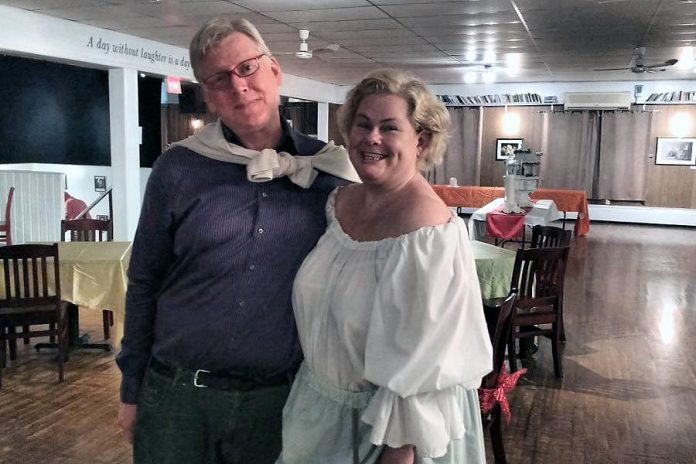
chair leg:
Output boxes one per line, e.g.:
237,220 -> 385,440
0,326 -> 6,369
57,314 -> 67,383
22,325 -> 30,344
49,323 -> 56,343
552,326 -> 563,378
490,405 -> 507,464
102,310 -> 111,340
8,326 -> 17,361
507,329 -> 517,373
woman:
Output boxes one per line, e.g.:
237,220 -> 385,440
278,69 -> 492,464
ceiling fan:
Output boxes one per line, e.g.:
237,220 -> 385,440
595,47 -> 678,73
276,29 -> 340,60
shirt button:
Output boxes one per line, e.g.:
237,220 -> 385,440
257,228 -> 264,235
249,264 -> 255,270
261,192 -> 268,198
238,300 -> 245,307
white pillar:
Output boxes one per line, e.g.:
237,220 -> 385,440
317,101 -> 329,142
108,68 -> 141,241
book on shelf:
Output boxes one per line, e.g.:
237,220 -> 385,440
645,91 -> 696,103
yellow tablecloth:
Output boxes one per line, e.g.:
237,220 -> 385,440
472,241 -> 515,299
6,241 -> 510,346
57,242 -> 131,347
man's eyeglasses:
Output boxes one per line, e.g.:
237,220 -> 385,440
202,54 -> 266,90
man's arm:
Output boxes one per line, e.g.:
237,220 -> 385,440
115,159 -> 175,406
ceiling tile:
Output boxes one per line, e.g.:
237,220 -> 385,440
261,7 -> 388,23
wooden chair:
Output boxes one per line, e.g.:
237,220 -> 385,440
60,219 -> 114,340
530,225 -> 572,248
504,246 -> 570,378
480,289 -> 518,464
0,244 -> 70,388
61,218 -> 112,242
530,225 -> 572,342
0,187 -> 15,246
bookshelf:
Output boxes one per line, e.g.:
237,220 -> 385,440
437,93 -> 549,107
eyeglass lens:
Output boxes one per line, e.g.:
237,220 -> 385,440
204,55 -> 262,89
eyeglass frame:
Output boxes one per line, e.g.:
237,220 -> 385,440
201,53 -> 267,90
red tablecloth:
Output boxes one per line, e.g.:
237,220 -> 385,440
431,185 -> 590,237
485,204 -> 527,239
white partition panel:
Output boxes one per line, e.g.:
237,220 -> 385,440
0,170 -> 64,244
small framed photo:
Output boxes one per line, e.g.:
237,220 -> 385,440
94,175 -> 106,192
655,137 -> 696,165
496,138 -> 523,161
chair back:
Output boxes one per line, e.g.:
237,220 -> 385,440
512,246 -> 570,309
481,289 -> 518,390
530,225 -> 571,248
61,218 -> 113,242
0,187 -> 14,245
0,244 -> 61,309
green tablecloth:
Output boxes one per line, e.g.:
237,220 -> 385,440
472,241 -> 515,299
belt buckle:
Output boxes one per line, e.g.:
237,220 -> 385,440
193,369 -> 210,388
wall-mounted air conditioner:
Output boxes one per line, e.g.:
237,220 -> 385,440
564,92 -> 632,110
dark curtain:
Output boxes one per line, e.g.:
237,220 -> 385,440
426,107 -> 481,185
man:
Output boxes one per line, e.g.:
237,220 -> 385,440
115,17 -> 357,464
64,191 -> 91,220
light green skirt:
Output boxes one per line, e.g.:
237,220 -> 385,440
277,363 -> 486,464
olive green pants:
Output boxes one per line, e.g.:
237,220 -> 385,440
134,367 -> 291,464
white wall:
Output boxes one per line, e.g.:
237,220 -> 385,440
0,164 -> 111,218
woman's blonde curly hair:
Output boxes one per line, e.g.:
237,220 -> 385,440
337,69 -> 450,171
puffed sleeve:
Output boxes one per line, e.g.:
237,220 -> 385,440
361,220 -> 492,458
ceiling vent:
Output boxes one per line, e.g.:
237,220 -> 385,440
564,92 -> 632,110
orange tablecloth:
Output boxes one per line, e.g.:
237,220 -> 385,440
431,185 -> 590,236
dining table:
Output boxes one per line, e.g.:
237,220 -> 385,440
432,185 -> 590,237
4,239 -> 511,352
56,241 -> 131,349
467,197 -> 561,243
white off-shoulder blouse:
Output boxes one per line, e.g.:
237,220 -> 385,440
288,188 -> 492,459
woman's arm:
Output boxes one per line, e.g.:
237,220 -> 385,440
378,445 -> 415,464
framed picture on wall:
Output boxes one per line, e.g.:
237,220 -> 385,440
655,137 -> 696,165
496,138 -> 523,161
94,176 -> 106,192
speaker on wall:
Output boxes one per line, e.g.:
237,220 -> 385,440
179,84 -> 207,114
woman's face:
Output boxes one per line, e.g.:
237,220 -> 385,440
348,94 -> 426,188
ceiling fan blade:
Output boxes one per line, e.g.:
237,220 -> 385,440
314,43 -> 340,54
644,58 -> 678,69
594,67 -> 632,71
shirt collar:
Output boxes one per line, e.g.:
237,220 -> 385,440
221,116 -> 298,154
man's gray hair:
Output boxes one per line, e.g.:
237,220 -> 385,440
189,17 -> 272,82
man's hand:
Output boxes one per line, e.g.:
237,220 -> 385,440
378,445 -> 415,464
116,402 -> 138,445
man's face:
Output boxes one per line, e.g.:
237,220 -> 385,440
199,32 -> 282,135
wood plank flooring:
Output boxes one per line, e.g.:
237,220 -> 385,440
0,222 -> 695,463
